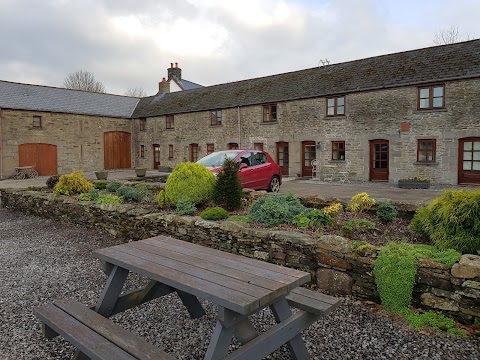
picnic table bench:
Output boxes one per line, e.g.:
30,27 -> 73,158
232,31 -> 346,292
35,235 -> 341,359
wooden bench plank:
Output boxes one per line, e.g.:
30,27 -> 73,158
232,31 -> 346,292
94,249 -> 258,314
286,288 -> 341,316
35,300 -> 175,360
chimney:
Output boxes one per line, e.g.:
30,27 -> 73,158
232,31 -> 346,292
158,77 -> 170,94
167,62 -> 182,80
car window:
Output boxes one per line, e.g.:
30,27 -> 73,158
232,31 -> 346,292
197,151 -> 240,167
238,153 -> 252,167
254,152 -> 268,165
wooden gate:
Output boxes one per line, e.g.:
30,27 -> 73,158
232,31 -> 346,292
104,132 -> 131,169
301,141 -> 316,177
369,140 -> 389,181
459,138 -> 480,184
18,143 -> 58,176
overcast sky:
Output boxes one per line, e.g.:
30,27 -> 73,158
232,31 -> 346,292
0,0 -> 478,96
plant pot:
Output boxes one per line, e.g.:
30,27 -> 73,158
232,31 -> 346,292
95,171 -> 108,180
398,180 -> 430,189
135,168 -> 147,177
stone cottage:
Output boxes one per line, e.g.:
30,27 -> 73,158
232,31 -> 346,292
1,40 -> 479,185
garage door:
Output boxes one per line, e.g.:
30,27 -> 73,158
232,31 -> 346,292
18,143 -> 58,176
104,131 -> 131,169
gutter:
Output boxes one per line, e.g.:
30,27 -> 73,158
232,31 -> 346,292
238,106 -> 241,148
0,107 -> 3,179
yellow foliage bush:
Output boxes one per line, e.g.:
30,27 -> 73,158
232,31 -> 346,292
323,202 -> 343,217
346,192 -> 375,213
54,170 -> 95,195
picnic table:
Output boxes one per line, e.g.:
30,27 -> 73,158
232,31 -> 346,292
35,235 -> 341,360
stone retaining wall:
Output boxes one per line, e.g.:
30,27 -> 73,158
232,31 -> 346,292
1,189 -> 479,324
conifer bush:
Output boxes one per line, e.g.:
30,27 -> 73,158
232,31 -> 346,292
249,194 -> 305,226
106,181 -> 123,192
376,202 -> 398,222
165,163 -> 216,205
175,198 -> 197,215
410,189 -> 480,254
54,170 -> 94,195
213,158 -> 243,210
200,207 -> 229,220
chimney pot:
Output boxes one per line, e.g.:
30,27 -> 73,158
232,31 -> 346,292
175,62 -> 178,68
170,62 -> 173,68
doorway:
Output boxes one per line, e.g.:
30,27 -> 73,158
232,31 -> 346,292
301,141 -> 316,177
369,140 -> 389,181
276,142 -> 289,176
153,144 -> 160,169
458,138 -> 480,184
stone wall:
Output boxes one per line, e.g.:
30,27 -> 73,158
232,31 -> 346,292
1,189 -> 479,324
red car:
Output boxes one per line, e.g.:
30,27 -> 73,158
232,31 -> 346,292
197,150 -> 282,192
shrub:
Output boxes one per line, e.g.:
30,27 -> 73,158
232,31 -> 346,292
106,181 -> 123,192
94,181 -> 109,190
249,194 -> 305,227
200,207 -> 229,220
46,175 -> 60,189
401,308 -> 460,333
228,215 -> 251,223
323,202 -> 343,217
213,158 -> 243,210
376,202 -> 398,222
156,190 -> 167,208
95,194 -> 123,204
77,189 -> 99,201
134,184 -> 151,200
165,163 -> 216,205
175,198 -> 197,215
342,218 -> 376,233
346,192 -> 375,214
116,186 -> 143,202
292,209 -> 334,229
410,189 -> 480,254
54,170 -> 94,195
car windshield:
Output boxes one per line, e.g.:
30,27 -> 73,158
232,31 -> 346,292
197,151 -> 240,167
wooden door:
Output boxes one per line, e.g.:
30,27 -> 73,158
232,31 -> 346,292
459,138 -> 480,184
19,143 -> 58,175
302,141 -> 316,177
189,143 -> 199,162
228,143 -> 239,150
104,131 -> 131,169
369,140 -> 389,181
276,142 -> 289,176
153,144 -> 160,169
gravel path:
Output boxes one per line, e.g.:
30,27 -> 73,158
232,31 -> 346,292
0,208 -> 479,360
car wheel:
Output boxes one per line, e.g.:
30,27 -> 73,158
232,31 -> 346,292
267,175 -> 280,192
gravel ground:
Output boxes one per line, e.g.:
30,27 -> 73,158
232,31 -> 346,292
0,208 -> 479,360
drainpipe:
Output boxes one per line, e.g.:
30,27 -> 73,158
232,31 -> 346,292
0,108 -> 3,179
237,106 -> 241,149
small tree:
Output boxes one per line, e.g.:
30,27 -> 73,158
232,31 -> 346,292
433,25 -> 473,45
125,87 -> 146,97
63,70 -> 106,93
213,158 -> 243,210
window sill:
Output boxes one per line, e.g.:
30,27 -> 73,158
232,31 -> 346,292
209,124 -> 222,128
413,109 -> 447,114
328,160 -> 346,164
165,128 -> 175,131
260,121 -> 278,125
414,161 -> 439,166
323,115 -> 346,120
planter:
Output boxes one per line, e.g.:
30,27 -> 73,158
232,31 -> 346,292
398,180 -> 430,189
94,171 -> 108,180
135,168 -> 147,177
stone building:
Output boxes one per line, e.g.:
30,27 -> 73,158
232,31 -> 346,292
1,40 -> 480,185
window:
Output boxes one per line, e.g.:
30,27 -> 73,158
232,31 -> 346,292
254,143 -> 264,151
139,118 -> 146,131
262,104 -> 277,122
228,143 -> 239,150
326,96 -> 345,116
418,84 -> 444,110
332,141 -> 345,160
140,145 -> 145,158
254,152 -> 267,165
168,144 -> 174,159
189,143 -> 199,162
417,139 -> 436,162
166,115 -> 174,129
210,110 -> 222,126
32,116 -> 42,128
207,143 -> 215,154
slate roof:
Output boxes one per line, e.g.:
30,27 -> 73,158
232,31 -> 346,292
0,81 -> 139,118
173,78 -> 203,91
132,39 -> 480,118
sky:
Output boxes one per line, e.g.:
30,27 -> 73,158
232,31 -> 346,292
0,0 -> 478,96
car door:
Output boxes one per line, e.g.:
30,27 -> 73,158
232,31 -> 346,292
251,151 -> 271,189
237,152 -> 257,189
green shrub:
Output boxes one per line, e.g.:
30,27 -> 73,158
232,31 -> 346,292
213,158 -> 243,210
106,181 -> 123,192
410,189 -> 480,254
292,209 -> 334,229
156,190 -> 167,208
376,202 -> 398,222
116,186 -> 143,202
200,207 -> 229,220
401,308 -> 459,333
134,184 -> 151,200
54,170 -> 95,195
94,181 -> 109,190
249,194 -> 305,227
346,192 -> 375,214
77,189 -> 99,201
165,163 -> 216,205
228,215 -> 251,223
95,194 -> 123,204
175,198 -> 197,215
342,218 -> 377,233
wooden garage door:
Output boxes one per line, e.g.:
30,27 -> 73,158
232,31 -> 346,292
19,143 -> 58,176
104,131 -> 131,169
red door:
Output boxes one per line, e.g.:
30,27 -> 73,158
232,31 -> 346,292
189,143 -> 199,162
459,138 -> 480,184
369,140 -> 389,181
276,142 -> 289,176
19,143 -> 58,175
153,144 -> 160,169
104,132 -> 131,169
302,141 -> 316,177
